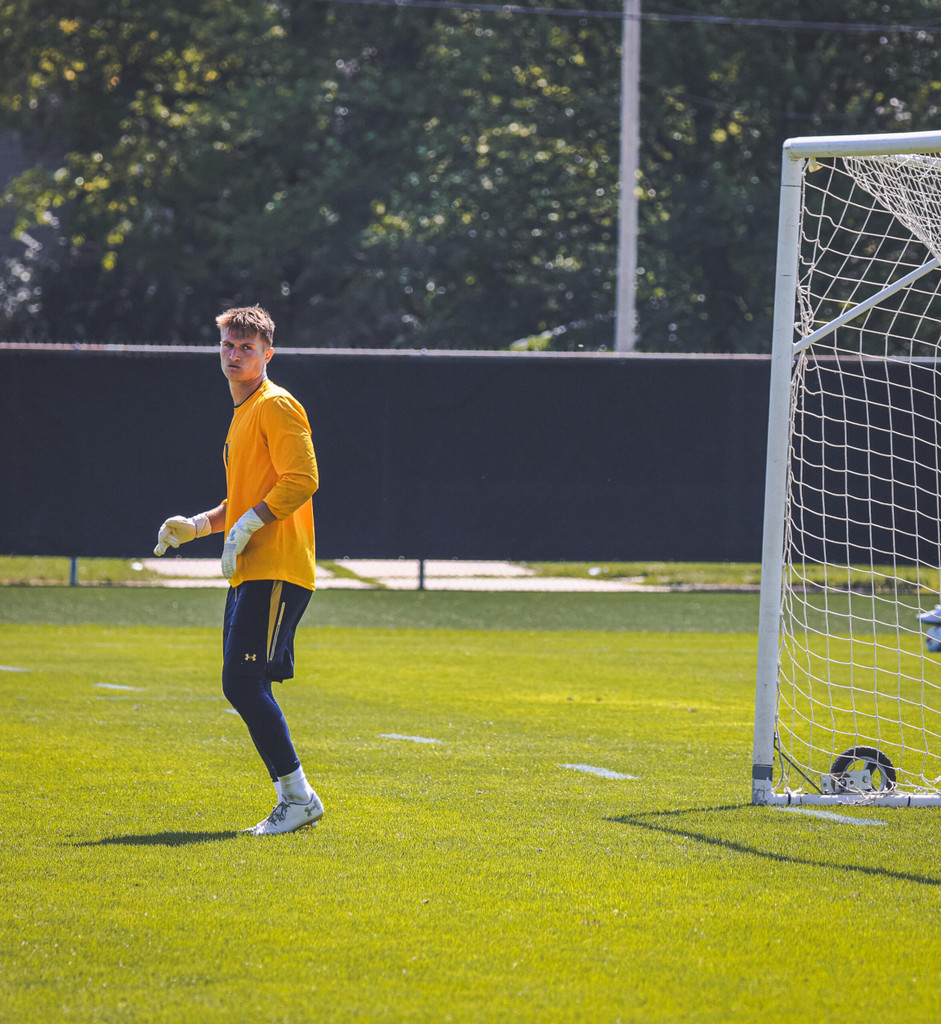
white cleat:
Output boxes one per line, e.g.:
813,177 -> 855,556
245,792 -> 324,835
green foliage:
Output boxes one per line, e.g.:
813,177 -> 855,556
3,614 -> 941,1022
1,1 -> 940,349
637,0 -> 941,351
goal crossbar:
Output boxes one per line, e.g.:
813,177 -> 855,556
783,129 -> 941,160
753,129 -> 941,808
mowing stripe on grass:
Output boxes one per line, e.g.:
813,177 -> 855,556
379,733 -> 444,745
559,763 -> 638,781
775,807 -> 887,826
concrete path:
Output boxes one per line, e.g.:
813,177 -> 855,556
138,558 -> 666,592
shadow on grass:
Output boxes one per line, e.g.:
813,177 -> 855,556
72,830 -> 242,847
607,804 -> 941,888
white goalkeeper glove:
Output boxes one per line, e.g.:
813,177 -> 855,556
221,508 -> 266,580
154,513 -> 212,556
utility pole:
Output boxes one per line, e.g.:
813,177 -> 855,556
614,0 -> 640,352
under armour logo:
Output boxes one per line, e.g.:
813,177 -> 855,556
244,653 -> 257,662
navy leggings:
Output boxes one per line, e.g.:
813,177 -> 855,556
222,580 -> 312,781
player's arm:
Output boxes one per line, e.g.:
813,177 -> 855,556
251,501 -> 276,525
259,399 -> 319,520
154,501 -> 227,556
205,502 -> 228,532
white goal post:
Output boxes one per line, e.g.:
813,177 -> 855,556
754,129 -> 941,806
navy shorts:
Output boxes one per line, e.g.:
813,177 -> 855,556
223,580 -> 312,682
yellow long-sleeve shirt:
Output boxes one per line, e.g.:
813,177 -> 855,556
223,378 -> 319,589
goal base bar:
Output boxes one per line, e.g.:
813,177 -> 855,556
754,791 -> 941,808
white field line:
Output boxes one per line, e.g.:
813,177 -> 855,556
559,763 -> 639,781
774,807 -> 887,826
379,733 -> 444,745
93,683 -> 144,691
0,665 -> 29,672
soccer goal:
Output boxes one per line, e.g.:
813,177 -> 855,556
753,129 -> 941,806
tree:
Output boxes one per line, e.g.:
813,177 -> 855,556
637,0 -> 941,351
2,0 -> 940,350
0,0 -> 288,340
0,0 -> 622,347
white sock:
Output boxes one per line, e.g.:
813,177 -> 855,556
279,766 -> 314,804
273,780 -> 283,804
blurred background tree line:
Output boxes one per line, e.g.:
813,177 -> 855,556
0,0 -> 939,351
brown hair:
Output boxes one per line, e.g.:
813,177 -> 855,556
215,305 -> 275,346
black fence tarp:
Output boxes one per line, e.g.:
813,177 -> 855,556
0,348 -> 771,561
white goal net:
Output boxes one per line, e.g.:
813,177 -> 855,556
754,131 -> 941,806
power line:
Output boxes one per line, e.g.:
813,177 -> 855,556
645,9 -> 939,33
315,0 -> 940,35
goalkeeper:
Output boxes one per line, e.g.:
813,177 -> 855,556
154,305 -> 323,836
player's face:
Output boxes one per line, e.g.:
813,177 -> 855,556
220,329 -> 272,384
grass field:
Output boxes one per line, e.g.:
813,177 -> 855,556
3,586 -> 941,1023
